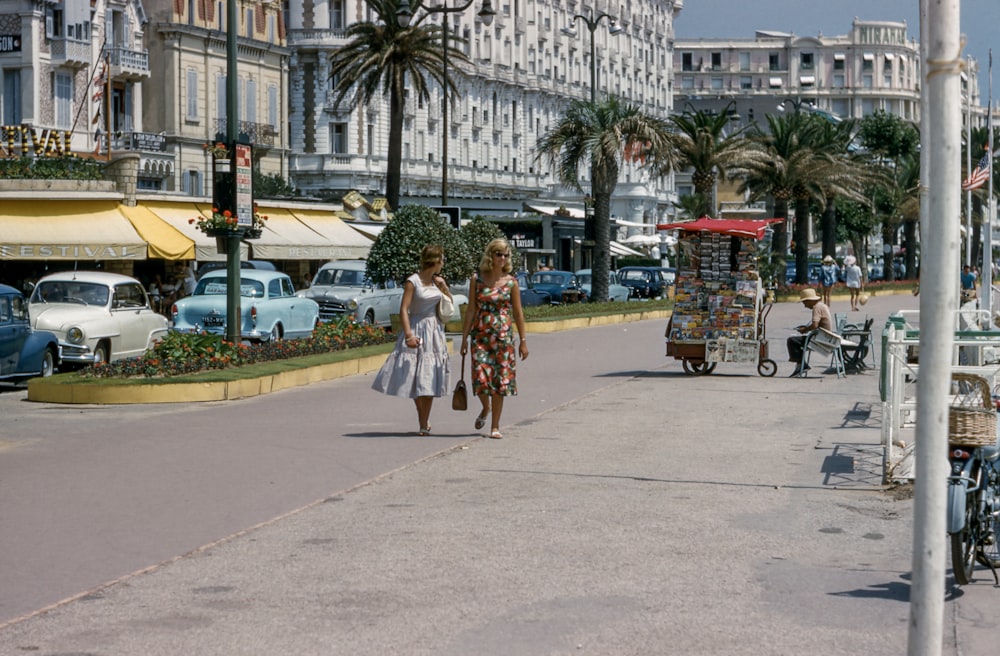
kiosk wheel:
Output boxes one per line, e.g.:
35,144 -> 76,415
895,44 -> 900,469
757,359 -> 778,377
682,359 -> 717,376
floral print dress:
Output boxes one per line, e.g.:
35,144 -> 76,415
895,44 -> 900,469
471,277 -> 517,397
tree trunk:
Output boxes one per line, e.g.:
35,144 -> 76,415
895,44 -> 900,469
881,221 -> 897,283
821,198 -> 837,259
903,219 -> 917,280
591,190 -> 612,303
385,82 -> 404,211
771,198 -> 788,286
794,196 -> 810,285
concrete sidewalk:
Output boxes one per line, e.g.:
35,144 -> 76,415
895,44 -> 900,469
0,293 -> 990,654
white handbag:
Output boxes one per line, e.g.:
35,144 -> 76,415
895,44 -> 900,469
437,294 -> 455,323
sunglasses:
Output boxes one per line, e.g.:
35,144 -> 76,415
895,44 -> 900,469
492,252 -> 510,258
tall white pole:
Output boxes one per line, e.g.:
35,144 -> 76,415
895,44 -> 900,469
908,0 -> 960,653
984,59 -> 994,316
966,58 -> 972,266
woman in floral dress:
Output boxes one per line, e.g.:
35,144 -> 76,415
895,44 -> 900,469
371,244 -> 453,435
460,238 -> 529,439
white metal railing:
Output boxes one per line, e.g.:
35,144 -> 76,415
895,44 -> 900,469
882,308 -> 1000,482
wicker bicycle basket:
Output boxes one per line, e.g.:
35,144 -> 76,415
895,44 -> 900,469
948,373 -> 997,447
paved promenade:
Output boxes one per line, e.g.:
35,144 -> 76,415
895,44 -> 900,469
0,291 -> 994,654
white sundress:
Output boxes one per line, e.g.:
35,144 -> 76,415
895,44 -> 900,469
371,273 -> 451,398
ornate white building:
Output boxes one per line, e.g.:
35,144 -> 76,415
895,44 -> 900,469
286,0 -> 682,227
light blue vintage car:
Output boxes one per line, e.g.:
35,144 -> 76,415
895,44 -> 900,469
172,270 -> 319,342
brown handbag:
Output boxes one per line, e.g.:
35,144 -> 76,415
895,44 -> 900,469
452,352 -> 468,411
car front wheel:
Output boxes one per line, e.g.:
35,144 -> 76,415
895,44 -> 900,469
93,341 -> 109,365
41,348 -> 56,377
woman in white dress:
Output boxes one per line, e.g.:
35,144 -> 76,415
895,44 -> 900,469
371,244 -> 453,435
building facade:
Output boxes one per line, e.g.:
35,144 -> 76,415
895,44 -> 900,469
141,0 -> 288,196
672,19 -> 940,134
285,0 -> 682,231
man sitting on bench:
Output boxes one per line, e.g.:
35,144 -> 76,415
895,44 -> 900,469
787,288 -> 833,377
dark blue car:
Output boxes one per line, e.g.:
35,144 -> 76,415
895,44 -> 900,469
0,284 -> 60,382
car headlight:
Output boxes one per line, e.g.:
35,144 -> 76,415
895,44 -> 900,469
347,299 -> 359,311
67,326 -> 85,344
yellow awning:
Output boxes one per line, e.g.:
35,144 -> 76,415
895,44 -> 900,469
119,204 -> 195,260
247,207 -> 344,260
288,209 -> 373,260
137,201 -> 248,262
0,200 -> 147,260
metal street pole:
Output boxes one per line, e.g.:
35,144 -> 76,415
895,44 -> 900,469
907,0 -> 960,652
224,0 -> 241,344
396,0 -> 495,206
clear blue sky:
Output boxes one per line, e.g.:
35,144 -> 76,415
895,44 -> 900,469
675,1 -> 1000,101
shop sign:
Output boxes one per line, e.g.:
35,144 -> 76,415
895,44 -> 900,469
129,132 -> 166,152
0,244 -> 144,260
234,143 -> 253,227
1,126 -> 74,157
0,35 -> 20,53
508,232 -> 539,250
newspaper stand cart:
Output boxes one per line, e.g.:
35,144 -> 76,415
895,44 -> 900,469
656,217 -> 783,377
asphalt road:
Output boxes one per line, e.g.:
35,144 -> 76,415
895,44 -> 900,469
0,292 -> 995,654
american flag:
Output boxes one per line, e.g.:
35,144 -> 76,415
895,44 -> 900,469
962,151 -> 992,191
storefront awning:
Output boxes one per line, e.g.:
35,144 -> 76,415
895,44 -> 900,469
526,203 -> 585,219
140,201 -> 247,262
349,222 -> 386,240
119,204 -> 195,260
287,209 -> 373,260
0,200 -> 147,260
573,238 -> 644,257
245,207 -> 340,260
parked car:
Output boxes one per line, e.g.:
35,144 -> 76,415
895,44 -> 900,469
514,272 -> 552,306
0,283 -> 60,381
301,260 -> 403,327
172,270 -> 319,342
658,267 -> 677,287
530,270 -> 585,304
576,269 -> 630,302
617,266 -> 667,299
29,271 -> 169,366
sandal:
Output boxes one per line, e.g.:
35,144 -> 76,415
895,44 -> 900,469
419,426 -> 432,436
489,430 -> 503,439
475,411 -> 489,430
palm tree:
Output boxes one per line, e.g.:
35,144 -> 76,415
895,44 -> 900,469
327,0 -> 465,210
536,96 -> 673,302
662,107 -> 763,215
737,110 -> 866,285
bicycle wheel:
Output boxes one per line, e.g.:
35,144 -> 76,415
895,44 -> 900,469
951,490 -> 979,585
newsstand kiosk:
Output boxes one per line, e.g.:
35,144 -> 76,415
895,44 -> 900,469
657,217 -> 783,377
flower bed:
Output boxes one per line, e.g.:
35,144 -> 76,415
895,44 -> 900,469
80,317 -> 394,379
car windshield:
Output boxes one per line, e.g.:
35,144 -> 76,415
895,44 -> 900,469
31,281 -> 109,306
194,277 -> 266,298
578,274 -> 593,285
621,270 -> 649,282
532,273 -> 567,285
314,269 -> 366,286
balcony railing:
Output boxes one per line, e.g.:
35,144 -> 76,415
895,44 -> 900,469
214,119 -> 277,147
108,47 -> 149,80
49,37 -> 90,68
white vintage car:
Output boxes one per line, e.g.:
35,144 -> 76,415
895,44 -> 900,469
302,260 -> 404,328
29,271 -> 169,366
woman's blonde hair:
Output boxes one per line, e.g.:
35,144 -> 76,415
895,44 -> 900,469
420,244 -> 444,270
479,238 -> 512,274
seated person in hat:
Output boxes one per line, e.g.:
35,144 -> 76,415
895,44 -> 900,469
819,255 -> 839,306
787,288 -> 833,376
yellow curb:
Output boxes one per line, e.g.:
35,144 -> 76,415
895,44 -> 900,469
27,311 -> 673,405
27,353 -> 392,405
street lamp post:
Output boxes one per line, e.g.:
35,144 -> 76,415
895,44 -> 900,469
562,11 -> 621,274
397,0 -> 495,206
561,11 -> 622,104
